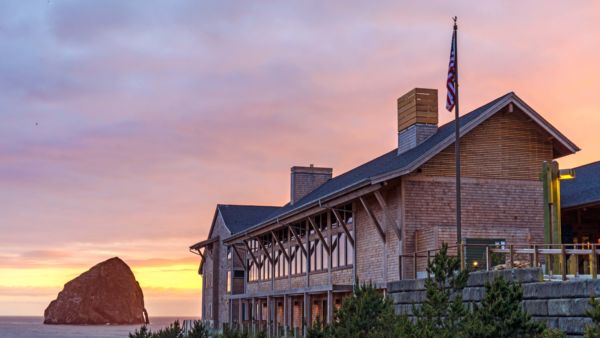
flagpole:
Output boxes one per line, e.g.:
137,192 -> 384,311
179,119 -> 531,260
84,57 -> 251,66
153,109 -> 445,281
453,16 -> 462,247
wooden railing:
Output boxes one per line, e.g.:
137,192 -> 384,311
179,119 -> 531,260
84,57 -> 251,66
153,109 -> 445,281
399,243 -> 600,281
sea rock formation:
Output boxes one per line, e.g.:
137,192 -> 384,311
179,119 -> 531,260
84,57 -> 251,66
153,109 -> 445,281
44,257 -> 149,325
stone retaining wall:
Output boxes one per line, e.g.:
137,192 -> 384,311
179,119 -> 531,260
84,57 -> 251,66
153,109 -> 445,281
388,268 -> 597,337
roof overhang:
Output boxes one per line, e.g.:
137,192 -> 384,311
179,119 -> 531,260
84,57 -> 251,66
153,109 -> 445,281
189,236 -> 219,251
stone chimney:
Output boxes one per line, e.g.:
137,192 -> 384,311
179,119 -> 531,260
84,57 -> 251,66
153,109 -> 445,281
290,165 -> 332,205
397,88 -> 438,155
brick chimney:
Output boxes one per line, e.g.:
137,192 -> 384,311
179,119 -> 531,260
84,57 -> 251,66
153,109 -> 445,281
290,165 -> 332,205
397,88 -> 438,155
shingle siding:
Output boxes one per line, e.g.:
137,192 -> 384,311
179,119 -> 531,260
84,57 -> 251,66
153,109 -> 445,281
201,212 -> 231,326
195,93 -> 576,329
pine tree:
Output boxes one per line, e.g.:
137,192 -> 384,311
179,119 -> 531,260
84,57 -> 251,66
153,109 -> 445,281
187,320 -> 210,338
129,325 -> 153,338
412,243 -> 469,338
329,282 -> 399,338
306,316 -> 329,338
154,320 -> 184,338
464,277 -> 544,337
584,297 -> 600,338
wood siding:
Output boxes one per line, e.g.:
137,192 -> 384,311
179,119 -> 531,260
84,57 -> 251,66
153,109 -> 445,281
421,107 -> 553,180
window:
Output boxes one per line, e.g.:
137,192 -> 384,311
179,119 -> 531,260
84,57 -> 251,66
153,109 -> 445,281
332,236 -> 338,267
323,238 -> 329,270
347,230 -> 354,265
465,238 -> 505,270
226,271 -> 232,293
339,233 -> 347,266
316,240 -> 322,271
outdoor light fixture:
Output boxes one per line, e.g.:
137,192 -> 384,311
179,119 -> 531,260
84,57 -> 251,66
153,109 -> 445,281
542,161 -> 577,276
559,168 -> 576,180
472,261 -> 479,268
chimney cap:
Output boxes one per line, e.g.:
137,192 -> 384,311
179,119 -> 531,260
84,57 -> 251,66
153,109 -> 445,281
290,165 -> 332,174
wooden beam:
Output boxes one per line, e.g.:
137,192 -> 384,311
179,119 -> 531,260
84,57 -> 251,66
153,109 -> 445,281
257,238 -> 273,263
224,183 -> 383,245
359,196 -> 386,242
308,216 -> 330,254
231,245 -> 247,271
243,240 -> 261,268
289,225 -> 307,256
331,208 -> 355,247
374,190 -> 402,240
272,231 -> 290,262
321,183 -> 383,209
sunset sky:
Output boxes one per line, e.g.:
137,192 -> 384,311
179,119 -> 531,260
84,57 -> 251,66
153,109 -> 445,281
1,1 -> 600,317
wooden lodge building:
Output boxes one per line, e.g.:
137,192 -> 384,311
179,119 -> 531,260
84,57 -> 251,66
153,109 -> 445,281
189,88 -> 579,334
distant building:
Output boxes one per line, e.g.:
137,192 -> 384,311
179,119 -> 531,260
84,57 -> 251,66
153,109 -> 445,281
190,88 -> 579,333
561,161 -> 600,245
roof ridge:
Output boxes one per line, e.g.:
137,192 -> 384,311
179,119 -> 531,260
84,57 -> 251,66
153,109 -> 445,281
218,204 -> 281,208
572,160 -> 600,170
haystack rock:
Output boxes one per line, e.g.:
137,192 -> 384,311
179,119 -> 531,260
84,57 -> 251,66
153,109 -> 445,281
44,257 -> 149,325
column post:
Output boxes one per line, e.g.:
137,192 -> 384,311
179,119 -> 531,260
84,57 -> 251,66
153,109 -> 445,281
303,292 -> 310,336
327,290 -> 333,324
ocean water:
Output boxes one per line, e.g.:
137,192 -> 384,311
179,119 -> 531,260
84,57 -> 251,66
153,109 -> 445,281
0,316 -> 199,338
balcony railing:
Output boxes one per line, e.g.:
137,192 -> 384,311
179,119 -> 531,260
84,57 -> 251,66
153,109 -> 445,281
399,243 -> 600,281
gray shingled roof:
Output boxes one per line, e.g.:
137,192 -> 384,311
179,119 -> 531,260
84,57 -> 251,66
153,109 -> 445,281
235,93 -> 512,232
224,92 -> 578,241
217,204 -> 281,234
561,161 -> 600,209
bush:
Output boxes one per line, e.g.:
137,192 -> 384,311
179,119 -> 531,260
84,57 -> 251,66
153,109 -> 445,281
153,320 -> 184,338
540,328 -> 567,338
585,297 -> 600,338
129,325 -> 152,338
129,320 -> 210,338
187,320 -> 209,338
307,316 -> 329,338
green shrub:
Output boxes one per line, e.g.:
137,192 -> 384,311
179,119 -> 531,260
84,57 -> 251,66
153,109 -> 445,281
540,328 -> 567,338
129,325 -> 152,338
585,297 -> 600,338
306,316 -> 329,338
187,320 -> 209,338
329,282 -> 399,338
153,320 -> 184,338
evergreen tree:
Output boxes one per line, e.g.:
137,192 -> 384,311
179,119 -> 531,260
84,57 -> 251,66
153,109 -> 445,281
412,243 -> 469,338
153,320 -> 184,338
329,282 -> 398,338
464,277 -> 544,338
584,297 -> 600,338
187,320 -> 210,338
306,316 -> 329,338
540,328 -> 567,338
129,325 -> 153,338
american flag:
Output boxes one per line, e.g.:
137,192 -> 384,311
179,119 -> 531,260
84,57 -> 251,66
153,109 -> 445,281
446,28 -> 457,112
